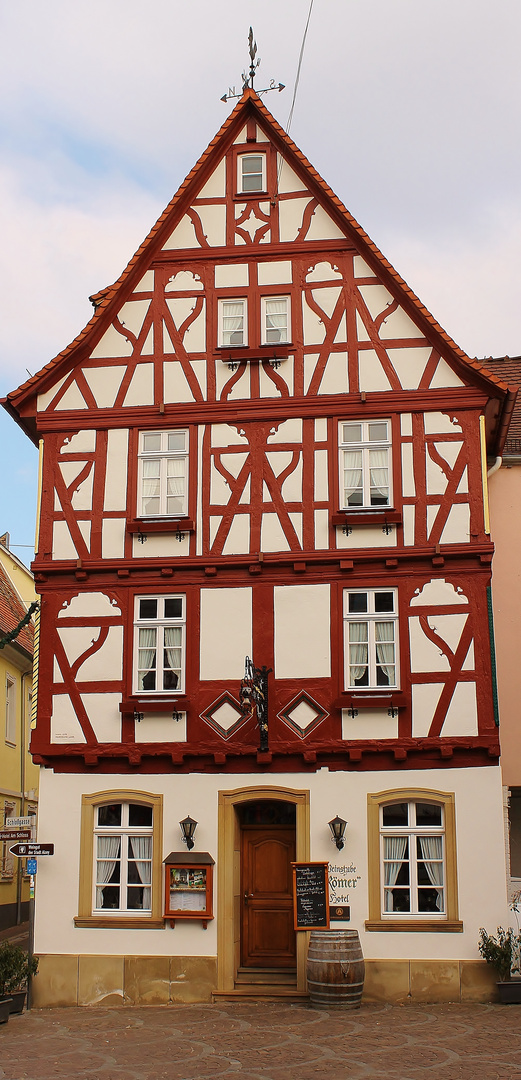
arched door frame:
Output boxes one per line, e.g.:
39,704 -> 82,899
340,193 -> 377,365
217,785 -> 310,992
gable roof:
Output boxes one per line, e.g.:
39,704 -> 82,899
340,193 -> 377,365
3,88 -> 516,451
483,356 -> 521,450
0,561 -> 34,659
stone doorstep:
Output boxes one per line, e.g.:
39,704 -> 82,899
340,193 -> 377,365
212,988 -> 310,1002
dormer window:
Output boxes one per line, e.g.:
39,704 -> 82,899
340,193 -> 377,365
238,154 -> 266,193
219,299 -> 247,347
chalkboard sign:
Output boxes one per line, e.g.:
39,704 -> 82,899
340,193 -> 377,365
291,862 -> 330,930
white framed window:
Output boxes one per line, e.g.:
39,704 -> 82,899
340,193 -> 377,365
1,802 -> 15,880
138,430 -> 188,518
237,153 -> 266,193
339,420 -> 391,508
94,801 -> 153,914
380,800 -> 445,916
344,589 -> 398,689
5,676 -> 15,745
261,296 -> 290,344
134,595 -> 185,694
218,299 -> 247,347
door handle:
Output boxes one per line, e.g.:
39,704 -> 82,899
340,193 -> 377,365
244,892 -> 254,904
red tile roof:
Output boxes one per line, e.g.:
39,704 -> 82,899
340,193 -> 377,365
482,357 -> 521,447
0,562 -> 34,657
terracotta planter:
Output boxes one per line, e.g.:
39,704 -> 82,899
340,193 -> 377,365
497,979 -> 521,1004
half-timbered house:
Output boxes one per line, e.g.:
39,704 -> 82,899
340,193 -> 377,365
3,87 -> 515,1005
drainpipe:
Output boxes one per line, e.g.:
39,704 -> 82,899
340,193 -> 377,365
488,456 -> 502,478
15,670 -> 30,925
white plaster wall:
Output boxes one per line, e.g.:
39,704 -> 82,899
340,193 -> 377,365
53,521 -> 90,560
197,159 -> 226,199
134,713 -> 187,743
104,429 -> 129,512
430,358 -> 465,388
55,382 -> 88,411
359,351 -> 393,392
122,364 -> 154,407
279,197 -> 312,242
82,367 -> 126,408
162,215 -> 200,250
336,526 -> 397,550
118,299 -> 151,338
305,205 -> 344,240
38,374 -> 68,411
318,353 -> 349,395
80,693 -> 122,743
277,157 -> 307,193
90,324 -> 132,360
199,587 -> 252,680
61,431 -> 96,454
102,519 -> 126,560
195,204 -> 226,247
50,695 -> 87,743
388,347 -> 431,390
214,263 -> 249,288
257,261 -> 292,285
132,533 -> 190,558
342,708 -> 398,740
33,765 -> 508,961
274,584 -> 330,679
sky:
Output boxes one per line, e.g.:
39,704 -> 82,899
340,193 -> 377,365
0,0 -> 520,561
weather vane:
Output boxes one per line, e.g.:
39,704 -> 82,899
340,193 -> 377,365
221,27 -> 285,103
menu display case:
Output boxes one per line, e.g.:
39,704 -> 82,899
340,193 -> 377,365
163,851 -> 214,927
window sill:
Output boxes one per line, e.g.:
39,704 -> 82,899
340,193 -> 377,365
334,693 -> 407,710
74,916 -> 165,929
365,919 -> 463,933
215,345 -> 291,363
128,519 -> 194,536
233,190 -> 269,201
332,509 -> 402,527
120,697 -> 189,715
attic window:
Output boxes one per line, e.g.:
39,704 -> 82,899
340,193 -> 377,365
238,154 -> 266,194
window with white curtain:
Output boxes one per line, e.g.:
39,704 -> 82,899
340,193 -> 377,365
94,802 -> 153,914
344,589 -> 398,689
380,801 -> 445,916
134,595 -> 185,694
138,430 -> 188,518
237,154 -> 266,193
219,299 -> 247,347
339,420 -> 391,508
261,296 -> 290,344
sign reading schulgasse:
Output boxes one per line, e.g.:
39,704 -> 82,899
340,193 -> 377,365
291,862 -> 330,930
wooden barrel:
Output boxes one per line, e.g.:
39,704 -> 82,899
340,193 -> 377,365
306,929 -> 365,1009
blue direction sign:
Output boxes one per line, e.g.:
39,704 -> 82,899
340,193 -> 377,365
27,859 -> 37,874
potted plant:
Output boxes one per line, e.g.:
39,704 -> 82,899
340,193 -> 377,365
0,941 -> 38,1014
479,893 -> 521,1003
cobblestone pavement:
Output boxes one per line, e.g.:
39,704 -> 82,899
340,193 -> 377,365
1,1002 -> 521,1080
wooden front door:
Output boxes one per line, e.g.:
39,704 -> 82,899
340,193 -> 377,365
241,825 -> 296,967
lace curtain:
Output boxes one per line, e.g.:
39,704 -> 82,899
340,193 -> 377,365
418,835 -> 443,910
348,622 -> 368,683
222,302 -> 244,344
369,448 -> 389,502
138,628 -> 156,690
383,836 -> 407,912
96,835 -> 120,908
265,299 -> 288,341
343,450 -> 363,504
164,626 -> 182,688
375,621 -> 395,683
129,836 -> 152,910
142,460 -> 160,514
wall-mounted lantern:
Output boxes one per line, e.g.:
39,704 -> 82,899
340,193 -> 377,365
328,815 -> 347,851
180,815 -> 198,851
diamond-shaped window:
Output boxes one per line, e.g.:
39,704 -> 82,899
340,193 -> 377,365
200,694 -> 246,739
278,694 -> 328,738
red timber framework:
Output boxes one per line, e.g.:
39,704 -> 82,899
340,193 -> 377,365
3,89 -> 516,776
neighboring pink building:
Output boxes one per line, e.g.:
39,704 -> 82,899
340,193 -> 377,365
486,356 -> 521,895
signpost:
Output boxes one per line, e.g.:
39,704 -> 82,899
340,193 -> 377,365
4,817 -> 34,829
8,841 -> 54,1012
291,862 -> 330,930
0,829 -> 31,842
9,843 -> 54,857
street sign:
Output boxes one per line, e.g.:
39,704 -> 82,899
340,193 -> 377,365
27,859 -> 37,874
5,817 -> 33,829
9,843 -> 54,857
0,829 -> 32,842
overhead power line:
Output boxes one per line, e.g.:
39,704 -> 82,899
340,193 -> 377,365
286,0 -> 315,135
